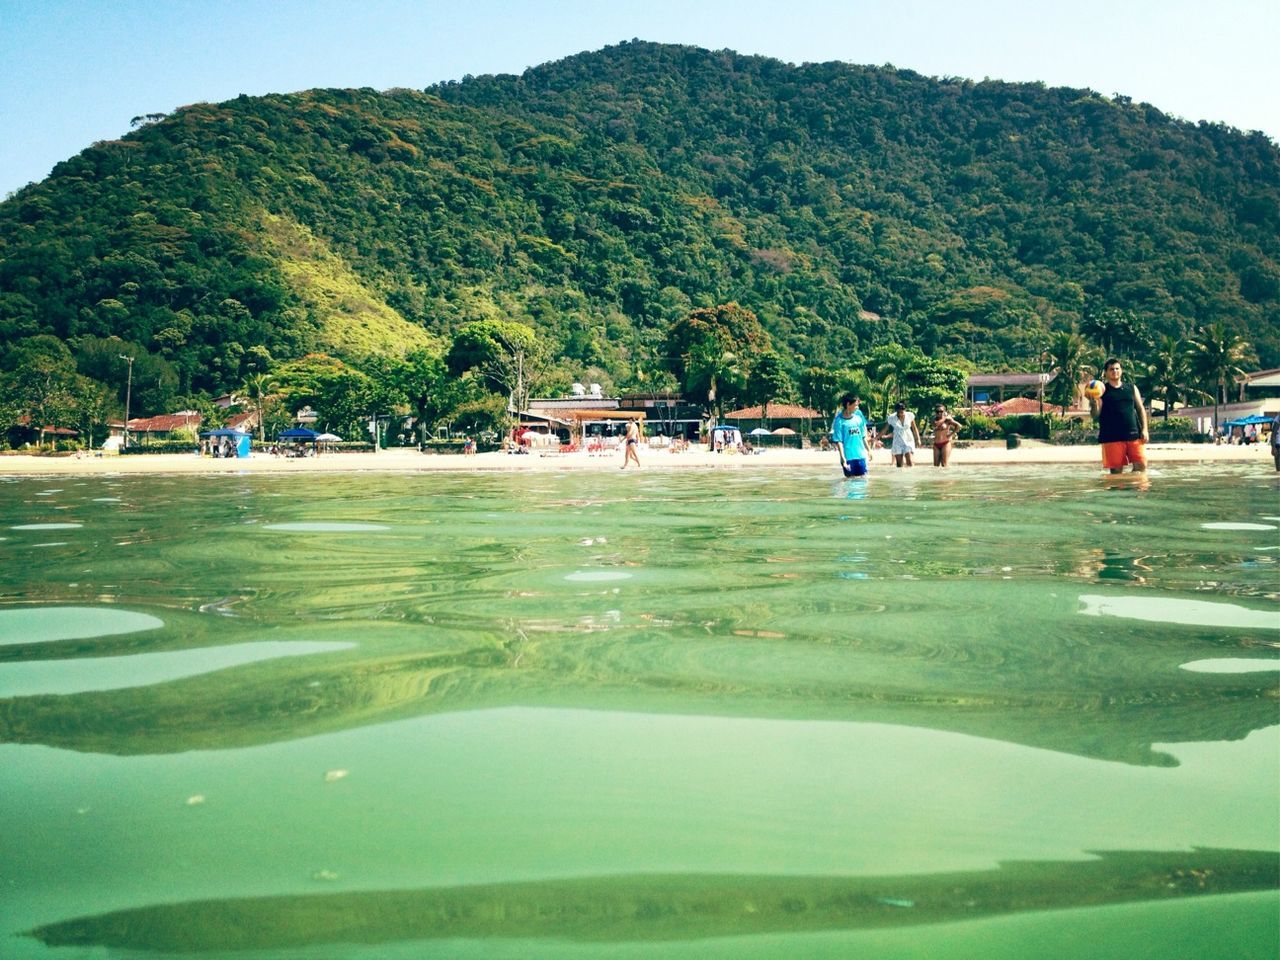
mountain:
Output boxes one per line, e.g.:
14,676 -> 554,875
1,40 -> 1276,401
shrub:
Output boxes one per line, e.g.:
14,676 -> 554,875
960,412 -> 999,439
122,439 -> 200,454
1148,416 -> 1197,442
995,413 -> 1054,440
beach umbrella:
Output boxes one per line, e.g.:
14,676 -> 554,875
278,427 -> 321,440
771,427 -> 797,435
749,427 -> 772,436
1224,414 -> 1272,427
315,433 -> 343,441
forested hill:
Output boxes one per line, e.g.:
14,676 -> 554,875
1,39 -> 1277,401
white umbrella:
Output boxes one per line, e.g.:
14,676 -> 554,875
316,433 -> 343,441
749,427 -> 772,436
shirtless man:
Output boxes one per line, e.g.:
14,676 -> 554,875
932,405 -> 962,467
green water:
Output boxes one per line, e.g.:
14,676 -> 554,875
1,465 -> 1277,959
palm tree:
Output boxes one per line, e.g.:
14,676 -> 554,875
241,373 -> 278,442
686,342 -> 743,424
1190,323 -> 1253,435
1143,335 -> 1195,420
866,344 -> 914,419
1044,331 -> 1100,409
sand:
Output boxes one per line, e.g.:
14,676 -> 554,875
0,441 -> 1273,476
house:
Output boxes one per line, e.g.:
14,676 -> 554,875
226,410 -> 259,434
126,411 -> 203,441
1170,398 -> 1280,436
521,400 -> 646,445
8,416 -> 78,447
616,392 -> 703,439
966,372 -> 1054,406
1238,368 -> 1280,401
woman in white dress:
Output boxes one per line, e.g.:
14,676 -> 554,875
885,401 -> 922,468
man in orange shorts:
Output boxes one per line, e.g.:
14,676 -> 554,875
1088,358 -> 1149,473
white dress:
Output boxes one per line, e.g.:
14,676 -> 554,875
886,411 -> 916,455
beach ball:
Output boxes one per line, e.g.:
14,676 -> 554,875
1084,379 -> 1104,399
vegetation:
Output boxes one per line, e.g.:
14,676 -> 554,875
0,41 -> 1275,442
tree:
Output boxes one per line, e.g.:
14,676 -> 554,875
1081,306 -> 1150,357
1,336 -> 79,447
1190,323 -> 1254,434
446,320 -> 542,415
799,366 -> 841,415
744,350 -> 795,423
664,303 -> 769,391
73,336 -> 178,416
376,349 -> 462,445
241,372 -> 278,441
865,344 -> 917,418
1044,332 -> 1100,409
71,376 -> 113,449
685,341 -> 744,423
1142,335 -> 1196,420
901,355 -> 968,415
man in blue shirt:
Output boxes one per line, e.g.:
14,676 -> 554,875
831,393 -> 871,477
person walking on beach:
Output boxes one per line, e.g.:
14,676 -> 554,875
622,419 -> 643,469
831,393 -> 871,478
1270,412 -> 1280,472
932,405 -> 962,467
884,401 -> 922,467
1089,358 -> 1149,474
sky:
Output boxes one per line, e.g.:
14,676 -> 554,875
1,0 -> 1277,197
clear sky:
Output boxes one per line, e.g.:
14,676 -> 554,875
2,0 -> 1277,197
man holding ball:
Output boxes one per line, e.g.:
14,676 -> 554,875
1088,358 -> 1149,473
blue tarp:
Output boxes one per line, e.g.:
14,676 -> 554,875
278,427 -> 321,440
199,428 -> 249,437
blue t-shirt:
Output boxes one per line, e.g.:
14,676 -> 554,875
831,410 -> 868,460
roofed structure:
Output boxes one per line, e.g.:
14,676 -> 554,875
724,404 -> 822,420
127,412 -> 203,436
967,372 -> 1054,405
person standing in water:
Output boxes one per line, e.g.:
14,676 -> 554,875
1089,358 -> 1149,474
831,394 -> 871,478
931,404 -> 962,467
884,401 -> 922,467
622,418 -> 643,469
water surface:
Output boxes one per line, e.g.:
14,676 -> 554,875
1,464 -> 1276,958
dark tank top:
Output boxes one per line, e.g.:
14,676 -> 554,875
1097,382 -> 1142,443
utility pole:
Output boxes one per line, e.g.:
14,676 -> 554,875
118,355 -> 134,449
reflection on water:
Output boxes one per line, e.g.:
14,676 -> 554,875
0,640 -> 355,697
28,849 -> 1280,951
0,465 -> 1276,957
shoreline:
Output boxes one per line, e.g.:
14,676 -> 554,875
0,442 -> 1273,476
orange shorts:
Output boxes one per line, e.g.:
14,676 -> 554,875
1101,440 -> 1146,470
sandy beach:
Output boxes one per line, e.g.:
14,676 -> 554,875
0,441 -> 1273,476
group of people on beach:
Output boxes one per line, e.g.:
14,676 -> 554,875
831,395 -> 964,477
831,357 -> 1153,478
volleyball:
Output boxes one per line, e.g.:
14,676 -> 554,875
1084,379 -> 1104,399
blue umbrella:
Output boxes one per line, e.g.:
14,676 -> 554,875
1224,414 -> 1273,427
